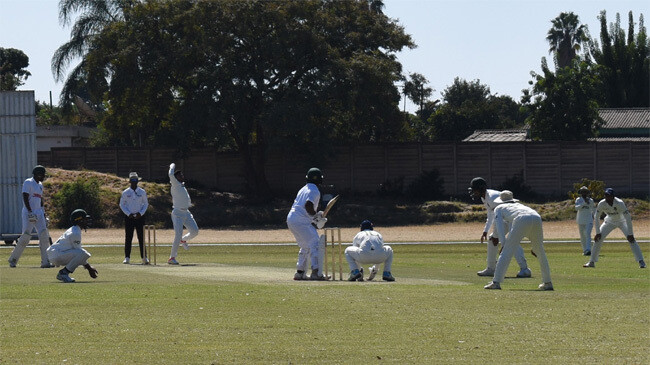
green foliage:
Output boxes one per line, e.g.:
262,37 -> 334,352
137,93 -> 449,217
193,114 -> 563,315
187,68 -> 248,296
568,178 -> 606,201
526,59 -> 604,140
546,12 -> 589,68
587,11 -> 650,107
405,169 -> 445,200
51,178 -> 104,228
0,47 -> 31,90
428,78 -> 522,141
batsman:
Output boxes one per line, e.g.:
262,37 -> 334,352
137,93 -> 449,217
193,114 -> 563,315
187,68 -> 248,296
287,168 -> 329,280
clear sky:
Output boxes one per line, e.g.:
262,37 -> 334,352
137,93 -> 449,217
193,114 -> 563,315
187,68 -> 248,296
1,0 -> 648,112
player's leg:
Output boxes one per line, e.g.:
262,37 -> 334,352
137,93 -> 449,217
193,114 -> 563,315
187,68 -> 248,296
590,222 -> 615,264
124,215 -> 134,262
619,221 -> 645,265
528,216 -> 551,286
287,219 -> 310,279
513,244 -> 530,277
181,211 -> 199,242
135,215 -> 145,259
56,248 -> 91,283
481,242 -> 499,276
344,246 -> 363,281
493,222 -> 526,284
578,223 -> 589,253
169,209 -> 183,263
381,245 -> 395,281
8,210 -> 36,266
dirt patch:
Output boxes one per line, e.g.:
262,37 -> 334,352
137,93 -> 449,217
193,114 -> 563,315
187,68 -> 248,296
51,219 -> 650,245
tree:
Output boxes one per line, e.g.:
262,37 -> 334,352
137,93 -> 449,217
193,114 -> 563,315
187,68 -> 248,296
403,73 -> 433,116
0,47 -> 31,90
427,78 -> 520,141
76,0 -> 414,195
546,12 -> 589,69
526,58 -> 604,140
587,11 -> 649,107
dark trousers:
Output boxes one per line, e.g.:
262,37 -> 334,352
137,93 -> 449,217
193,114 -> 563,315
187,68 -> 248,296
124,215 -> 145,258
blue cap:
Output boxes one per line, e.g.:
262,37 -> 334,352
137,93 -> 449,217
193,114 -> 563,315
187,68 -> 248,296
604,188 -> 614,196
360,220 -> 373,231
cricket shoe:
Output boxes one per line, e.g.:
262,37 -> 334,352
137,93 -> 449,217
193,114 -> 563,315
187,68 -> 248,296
367,265 -> 378,281
142,257 -> 150,265
516,268 -> 532,278
8,258 -> 17,268
640,260 -> 647,269
293,271 -> 308,280
583,250 -> 591,256
123,257 -> 130,264
310,269 -> 330,281
348,270 -> 362,282
56,271 -> 75,283
538,282 -> 554,291
484,281 -> 501,290
477,267 -> 495,277
181,240 -> 189,250
41,262 -> 55,268
583,261 -> 595,268
168,257 -> 179,265
382,271 -> 395,282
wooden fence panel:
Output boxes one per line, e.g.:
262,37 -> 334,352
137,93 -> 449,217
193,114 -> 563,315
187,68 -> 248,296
40,142 -> 649,197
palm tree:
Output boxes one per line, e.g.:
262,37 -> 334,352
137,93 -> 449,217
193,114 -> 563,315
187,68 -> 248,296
367,0 -> 384,14
51,0 -> 132,106
546,12 -> 589,68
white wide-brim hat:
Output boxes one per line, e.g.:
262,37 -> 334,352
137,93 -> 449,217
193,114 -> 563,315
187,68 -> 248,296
494,190 -> 519,204
129,172 -> 141,181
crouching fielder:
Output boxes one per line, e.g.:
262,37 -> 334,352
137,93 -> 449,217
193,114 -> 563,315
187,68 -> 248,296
583,188 -> 645,269
345,220 -> 395,282
47,209 -> 98,283
484,191 -> 553,291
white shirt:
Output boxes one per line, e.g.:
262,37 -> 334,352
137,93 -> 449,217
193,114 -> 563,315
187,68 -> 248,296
169,163 -> 191,209
22,177 -> 44,212
287,183 -> 320,224
574,196 -> 595,224
352,230 -> 384,252
494,202 -> 540,243
119,186 -> 149,216
49,225 -> 83,252
594,197 -> 634,235
481,189 -> 501,234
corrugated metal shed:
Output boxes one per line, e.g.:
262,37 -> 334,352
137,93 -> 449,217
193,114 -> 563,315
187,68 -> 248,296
463,129 -> 530,142
0,91 -> 37,243
599,108 -> 650,129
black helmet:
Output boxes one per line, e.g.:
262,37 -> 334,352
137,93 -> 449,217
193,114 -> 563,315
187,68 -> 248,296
360,220 -> 374,231
33,165 -> 46,176
469,177 -> 487,191
306,167 -> 323,185
70,209 -> 90,225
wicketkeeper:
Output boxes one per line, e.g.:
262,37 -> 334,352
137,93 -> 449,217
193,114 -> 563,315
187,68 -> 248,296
344,220 -> 395,282
47,209 -> 98,283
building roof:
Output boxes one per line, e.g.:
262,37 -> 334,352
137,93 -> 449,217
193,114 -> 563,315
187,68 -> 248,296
599,108 -> 650,129
463,129 -> 530,142
463,108 -> 650,142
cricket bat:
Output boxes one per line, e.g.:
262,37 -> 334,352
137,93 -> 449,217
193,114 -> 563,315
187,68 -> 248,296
322,195 -> 339,217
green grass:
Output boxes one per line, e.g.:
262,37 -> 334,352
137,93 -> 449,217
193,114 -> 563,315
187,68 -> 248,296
1,241 -> 649,364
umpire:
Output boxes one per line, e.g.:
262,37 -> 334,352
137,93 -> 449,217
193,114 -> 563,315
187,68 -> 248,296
119,172 -> 149,264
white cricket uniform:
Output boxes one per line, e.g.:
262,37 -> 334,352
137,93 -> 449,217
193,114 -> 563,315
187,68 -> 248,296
574,196 -> 595,253
492,202 -> 552,284
119,186 -> 149,216
344,230 -> 393,272
169,163 -> 199,258
9,177 -> 51,266
590,197 -> 644,263
47,225 -> 91,272
286,183 -> 321,274
482,189 -> 527,270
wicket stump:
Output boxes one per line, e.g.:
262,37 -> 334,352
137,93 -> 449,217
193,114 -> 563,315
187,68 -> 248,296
145,225 -> 157,265
324,227 -> 343,281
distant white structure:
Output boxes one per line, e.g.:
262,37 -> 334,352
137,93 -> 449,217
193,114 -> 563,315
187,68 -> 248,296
0,91 -> 37,244
37,125 -> 94,151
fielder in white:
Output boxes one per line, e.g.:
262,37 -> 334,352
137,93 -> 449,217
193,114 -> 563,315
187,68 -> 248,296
574,186 -> 595,256
47,209 -> 98,283
583,188 -> 646,269
287,168 -> 329,281
468,177 -> 530,278
8,165 -> 54,268
168,163 -> 199,265
344,220 -> 394,282
484,191 -> 553,291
